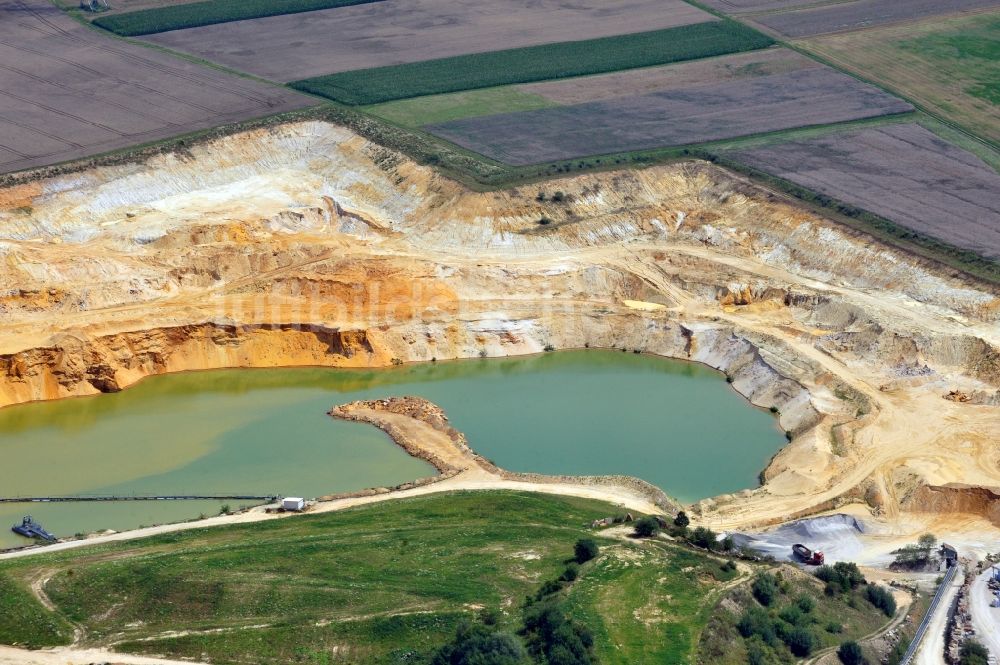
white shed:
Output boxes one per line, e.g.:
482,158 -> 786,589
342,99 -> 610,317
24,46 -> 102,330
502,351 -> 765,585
282,497 -> 305,512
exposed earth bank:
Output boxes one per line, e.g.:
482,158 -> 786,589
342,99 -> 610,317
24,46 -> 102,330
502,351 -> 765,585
1,120 -> 998,538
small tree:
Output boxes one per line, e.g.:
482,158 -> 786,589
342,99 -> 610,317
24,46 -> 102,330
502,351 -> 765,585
752,573 -> 779,606
561,563 -> 579,582
673,511 -> 690,528
837,640 -> 866,665
785,627 -> 815,657
690,526 -> 719,550
917,533 -> 937,550
865,584 -> 897,617
574,538 -> 599,564
796,595 -> 816,613
633,516 -> 660,538
959,641 -> 989,665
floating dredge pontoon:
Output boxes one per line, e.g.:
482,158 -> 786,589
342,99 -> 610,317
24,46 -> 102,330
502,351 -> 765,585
11,515 -> 56,542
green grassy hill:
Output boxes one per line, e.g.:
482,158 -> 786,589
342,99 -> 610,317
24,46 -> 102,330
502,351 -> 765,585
0,492 -> 897,664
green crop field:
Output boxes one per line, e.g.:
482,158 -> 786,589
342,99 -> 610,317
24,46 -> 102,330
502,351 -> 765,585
93,0 -> 384,36
292,21 -> 775,105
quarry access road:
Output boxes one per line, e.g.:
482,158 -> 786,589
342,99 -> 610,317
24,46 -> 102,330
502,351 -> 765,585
0,468 -> 661,562
915,569 -> 963,665
0,644 -> 209,665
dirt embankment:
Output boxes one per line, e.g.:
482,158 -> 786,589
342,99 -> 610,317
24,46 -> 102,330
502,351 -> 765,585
0,324 -> 377,406
330,396 -> 681,513
0,120 -> 998,535
902,485 -> 1000,527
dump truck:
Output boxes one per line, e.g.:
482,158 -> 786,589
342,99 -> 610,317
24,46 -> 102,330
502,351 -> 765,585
792,543 -> 825,565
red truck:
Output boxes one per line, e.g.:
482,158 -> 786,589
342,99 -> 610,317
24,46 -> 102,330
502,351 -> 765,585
792,544 -> 825,565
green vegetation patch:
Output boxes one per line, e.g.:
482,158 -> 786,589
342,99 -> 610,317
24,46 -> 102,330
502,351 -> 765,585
566,543 -> 739,664
93,0 -> 385,36
38,493 -> 604,642
698,564 -> 898,665
0,491 -> 755,664
119,612 -> 466,664
291,21 -> 775,105
366,88 -> 557,128
0,572 -> 73,648
896,14 -> 1000,106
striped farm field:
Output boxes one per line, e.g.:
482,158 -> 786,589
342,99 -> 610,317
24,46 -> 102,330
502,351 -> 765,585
94,0 -> 384,36
291,21 -> 775,105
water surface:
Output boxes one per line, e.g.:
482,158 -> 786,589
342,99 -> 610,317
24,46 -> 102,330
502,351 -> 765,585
0,351 -> 783,547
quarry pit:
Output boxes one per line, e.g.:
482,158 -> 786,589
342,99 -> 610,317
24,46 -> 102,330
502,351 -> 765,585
1,120 -> 999,545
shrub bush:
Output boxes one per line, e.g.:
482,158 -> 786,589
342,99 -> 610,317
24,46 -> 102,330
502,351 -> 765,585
959,640 -> 989,665
865,584 -> 896,617
737,607 -> 777,646
574,539 -> 599,564
633,516 -> 660,538
560,564 -> 579,582
429,620 -> 528,665
752,573 -> 779,607
778,605 -> 807,627
690,526 -> 719,550
784,626 -> 816,657
816,562 -> 866,592
838,640 -> 866,665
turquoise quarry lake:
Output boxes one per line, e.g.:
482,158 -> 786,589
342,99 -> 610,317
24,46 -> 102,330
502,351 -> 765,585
0,351 -> 783,547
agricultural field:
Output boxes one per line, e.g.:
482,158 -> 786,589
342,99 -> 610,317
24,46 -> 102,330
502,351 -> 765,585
0,0 -> 311,175
521,48 -> 819,105
293,22 -> 774,106
746,0 -> 1000,38
0,491 -> 738,663
366,48 -> 817,128
93,0 -> 386,36
144,0 -> 715,82
800,11 -> 1000,144
426,67 -> 912,166
695,0 -> 835,13
726,123 -> 1000,260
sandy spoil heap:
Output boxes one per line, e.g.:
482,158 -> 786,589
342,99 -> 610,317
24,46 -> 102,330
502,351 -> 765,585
0,120 -> 998,537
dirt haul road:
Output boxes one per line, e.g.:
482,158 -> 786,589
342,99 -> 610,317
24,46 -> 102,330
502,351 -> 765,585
0,120 -> 998,546
0,645 -> 209,665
